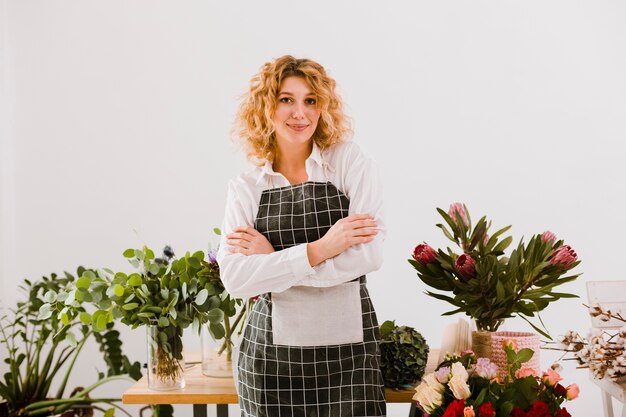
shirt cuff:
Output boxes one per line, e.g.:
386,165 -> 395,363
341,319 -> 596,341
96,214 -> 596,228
288,243 -> 316,278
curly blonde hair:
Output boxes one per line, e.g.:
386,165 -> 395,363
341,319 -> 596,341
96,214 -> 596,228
233,55 -> 352,163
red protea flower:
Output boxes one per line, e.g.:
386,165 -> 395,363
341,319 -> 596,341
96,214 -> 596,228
455,254 -> 476,279
550,245 -> 577,268
477,402 -> 495,417
413,243 -> 438,265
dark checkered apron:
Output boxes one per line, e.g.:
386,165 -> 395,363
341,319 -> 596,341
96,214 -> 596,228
236,181 -> 386,417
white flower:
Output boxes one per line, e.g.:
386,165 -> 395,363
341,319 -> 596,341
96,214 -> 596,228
413,381 -> 444,414
422,372 -> 445,393
448,375 -> 472,399
451,361 -> 469,381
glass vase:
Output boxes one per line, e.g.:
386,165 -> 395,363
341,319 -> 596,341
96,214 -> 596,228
201,323 -> 238,378
147,325 -> 185,390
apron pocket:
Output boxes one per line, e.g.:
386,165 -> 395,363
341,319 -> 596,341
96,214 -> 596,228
271,281 -> 363,346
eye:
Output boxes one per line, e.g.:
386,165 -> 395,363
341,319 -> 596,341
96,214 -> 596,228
279,97 -> 292,103
305,98 -> 317,105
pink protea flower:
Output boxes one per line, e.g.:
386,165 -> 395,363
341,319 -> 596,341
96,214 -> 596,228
550,245 -> 578,268
448,202 -> 469,227
515,367 -> 538,379
542,368 -> 563,386
413,243 -> 438,265
565,383 -> 580,400
542,230 -> 557,243
455,254 -> 476,279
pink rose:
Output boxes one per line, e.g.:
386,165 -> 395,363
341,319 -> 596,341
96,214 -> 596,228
565,383 -> 580,400
413,243 -> 438,265
464,406 -> 475,417
474,358 -> 498,380
542,368 -> 562,386
542,230 -> 557,243
515,367 -> 538,379
448,202 -> 469,227
455,254 -> 476,279
435,366 -> 451,384
550,245 -> 578,268
502,338 -> 518,351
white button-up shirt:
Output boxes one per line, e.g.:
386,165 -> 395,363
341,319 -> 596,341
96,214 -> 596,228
216,141 -> 385,299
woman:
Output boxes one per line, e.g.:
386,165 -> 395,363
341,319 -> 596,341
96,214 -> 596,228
217,55 -> 386,417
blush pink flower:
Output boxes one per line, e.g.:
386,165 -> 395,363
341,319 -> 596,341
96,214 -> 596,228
550,245 -> 578,268
515,367 -> 538,379
502,338 -> 518,351
413,243 -> 438,265
463,406 -> 475,417
448,202 -> 469,228
474,358 -> 498,380
542,368 -> 563,386
455,254 -> 476,279
565,383 -> 580,400
541,230 -> 557,243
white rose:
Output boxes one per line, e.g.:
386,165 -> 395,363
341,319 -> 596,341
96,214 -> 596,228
413,382 -> 444,414
451,361 -> 469,381
422,372 -> 445,393
448,375 -> 471,400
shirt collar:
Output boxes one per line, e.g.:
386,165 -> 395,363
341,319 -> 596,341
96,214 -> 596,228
255,142 -> 325,185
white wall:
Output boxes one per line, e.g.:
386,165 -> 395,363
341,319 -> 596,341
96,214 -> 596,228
2,1 -> 625,415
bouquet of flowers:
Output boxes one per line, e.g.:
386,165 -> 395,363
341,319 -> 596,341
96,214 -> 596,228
413,342 -> 579,417
409,203 -> 581,336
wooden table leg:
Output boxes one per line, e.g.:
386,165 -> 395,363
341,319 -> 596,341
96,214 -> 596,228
192,404 -> 208,417
217,404 -> 229,417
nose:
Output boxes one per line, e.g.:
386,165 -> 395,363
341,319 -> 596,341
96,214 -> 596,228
292,102 -> 305,119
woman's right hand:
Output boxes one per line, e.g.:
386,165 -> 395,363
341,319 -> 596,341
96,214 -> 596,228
307,214 -> 378,267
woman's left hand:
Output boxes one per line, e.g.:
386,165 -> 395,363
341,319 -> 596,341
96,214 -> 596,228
226,226 -> 275,256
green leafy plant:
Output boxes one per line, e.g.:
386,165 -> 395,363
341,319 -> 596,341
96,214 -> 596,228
409,203 -> 581,338
379,320 -> 430,389
42,242 -> 228,386
0,269 -> 141,417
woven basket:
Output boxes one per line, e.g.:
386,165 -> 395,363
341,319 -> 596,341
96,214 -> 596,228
489,331 -> 541,379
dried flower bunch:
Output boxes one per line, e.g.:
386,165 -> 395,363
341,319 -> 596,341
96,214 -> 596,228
409,203 -> 581,336
553,304 -> 626,380
413,342 -> 579,417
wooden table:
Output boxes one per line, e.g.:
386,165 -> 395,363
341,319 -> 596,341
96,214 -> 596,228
123,351 -> 439,417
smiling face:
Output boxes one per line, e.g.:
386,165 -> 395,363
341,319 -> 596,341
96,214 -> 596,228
272,76 -> 321,151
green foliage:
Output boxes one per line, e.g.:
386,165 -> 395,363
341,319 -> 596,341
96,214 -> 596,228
410,205 -> 582,338
379,320 -> 430,389
0,269 -> 140,417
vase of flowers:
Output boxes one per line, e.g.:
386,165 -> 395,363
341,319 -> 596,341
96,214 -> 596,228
413,344 -> 580,417
409,203 -> 581,341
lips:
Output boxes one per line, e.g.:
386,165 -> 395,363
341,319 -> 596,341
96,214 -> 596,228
287,123 -> 309,132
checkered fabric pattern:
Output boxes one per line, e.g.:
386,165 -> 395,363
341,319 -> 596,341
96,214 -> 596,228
237,181 -> 386,417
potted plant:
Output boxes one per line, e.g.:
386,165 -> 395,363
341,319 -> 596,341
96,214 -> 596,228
379,320 -> 430,389
0,269 -> 141,417
52,245 -> 226,391
409,203 -> 581,337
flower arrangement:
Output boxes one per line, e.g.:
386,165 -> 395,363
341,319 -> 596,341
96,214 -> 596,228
409,203 -> 581,336
550,303 -> 626,380
413,343 -> 579,417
